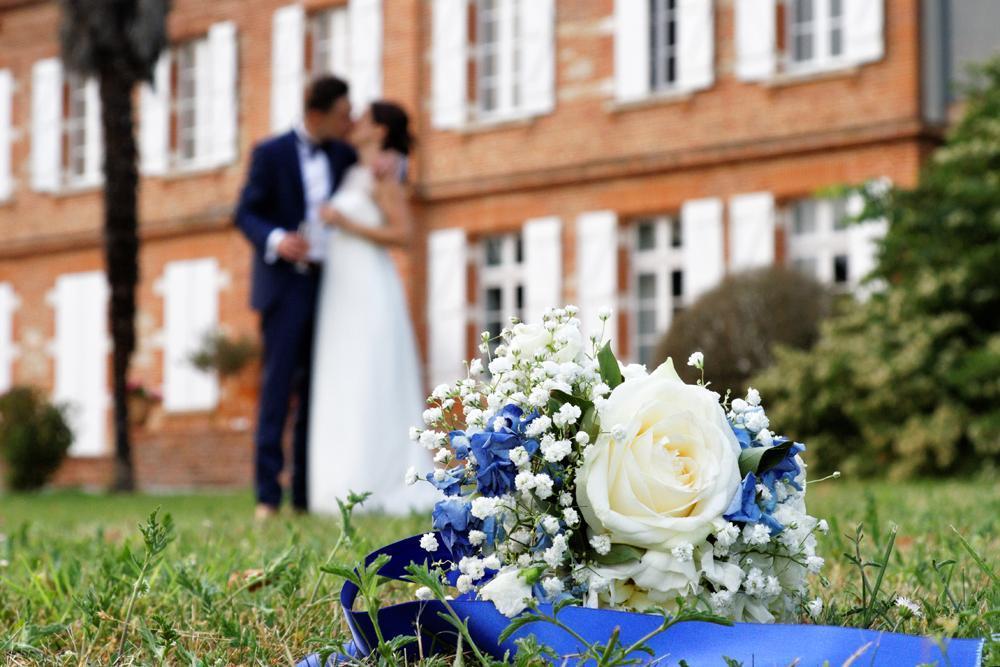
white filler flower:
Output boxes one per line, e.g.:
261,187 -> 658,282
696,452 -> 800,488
419,533 -> 439,552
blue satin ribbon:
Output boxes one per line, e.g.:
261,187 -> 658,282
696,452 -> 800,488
299,535 -> 984,666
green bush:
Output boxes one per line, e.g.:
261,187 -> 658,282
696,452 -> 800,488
753,58 -> 1000,479
0,387 -> 74,491
654,266 -> 832,394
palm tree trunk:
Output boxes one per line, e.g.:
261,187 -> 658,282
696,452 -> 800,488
99,67 -> 138,492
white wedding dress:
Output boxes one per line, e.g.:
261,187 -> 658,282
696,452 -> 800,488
308,165 -> 437,515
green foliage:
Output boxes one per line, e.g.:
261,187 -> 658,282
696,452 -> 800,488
753,58 -> 1000,479
189,330 -> 259,378
655,266 -> 833,395
0,387 -> 73,491
0,483 -> 994,663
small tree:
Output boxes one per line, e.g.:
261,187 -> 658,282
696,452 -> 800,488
654,266 -> 832,394
59,0 -> 172,490
0,388 -> 73,491
753,58 -> 1000,478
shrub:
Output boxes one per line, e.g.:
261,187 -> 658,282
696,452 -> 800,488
654,266 -> 832,394
0,387 -> 74,491
189,330 -> 259,378
752,58 -> 1000,479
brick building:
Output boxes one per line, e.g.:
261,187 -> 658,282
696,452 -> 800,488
0,0 -> 994,489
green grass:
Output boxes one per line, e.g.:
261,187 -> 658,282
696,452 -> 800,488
0,480 -> 996,665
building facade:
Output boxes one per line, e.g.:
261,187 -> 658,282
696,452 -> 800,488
0,0 -> 994,489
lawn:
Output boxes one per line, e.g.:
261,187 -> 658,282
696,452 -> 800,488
0,480 -> 996,665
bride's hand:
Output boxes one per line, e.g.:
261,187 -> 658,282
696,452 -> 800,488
320,205 -> 343,228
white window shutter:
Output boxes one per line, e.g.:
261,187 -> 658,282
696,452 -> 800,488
271,5 -> 305,132
348,0 -> 383,112
677,0 -> 714,92
163,258 -> 220,412
728,192 -> 775,271
431,0 -> 468,129
0,283 -> 15,393
519,0 -> 555,116
84,77 -> 103,186
0,69 -> 12,201
575,211 -> 619,344
846,192 -> 888,298
844,0 -> 884,66
735,0 -> 776,81
209,21 -> 238,166
53,271 -> 109,457
614,0 -> 650,102
330,9 -> 351,78
681,197 -> 725,303
194,39 -> 214,166
140,53 -> 170,175
31,57 -> 62,192
427,228 -> 468,386
523,216 -> 562,324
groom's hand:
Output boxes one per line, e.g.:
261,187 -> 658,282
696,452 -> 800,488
277,233 -> 310,263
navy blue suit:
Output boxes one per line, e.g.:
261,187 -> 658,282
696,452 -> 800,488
235,130 -> 357,509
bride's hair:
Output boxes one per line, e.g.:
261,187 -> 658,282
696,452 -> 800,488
370,101 -> 414,156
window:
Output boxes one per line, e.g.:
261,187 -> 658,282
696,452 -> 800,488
649,0 -> 679,91
630,216 -> 684,367
479,233 -> 524,353
787,0 -> 846,71
472,0 -> 523,120
62,74 -> 90,185
786,197 -> 852,289
171,41 -> 200,166
308,6 -> 350,79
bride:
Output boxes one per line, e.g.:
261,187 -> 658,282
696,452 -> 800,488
308,102 -> 436,515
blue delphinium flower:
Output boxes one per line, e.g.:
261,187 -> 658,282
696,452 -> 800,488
425,468 -> 464,496
731,425 -> 753,449
468,404 -> 540,497
724,472 -> 762,524
432,498 -> 476,558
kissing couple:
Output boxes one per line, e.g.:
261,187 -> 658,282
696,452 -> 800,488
235,76 -> 436,519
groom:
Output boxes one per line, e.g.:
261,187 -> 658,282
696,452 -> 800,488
235,76 -> 357,519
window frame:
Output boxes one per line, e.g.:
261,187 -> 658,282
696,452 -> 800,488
784,197 -> 852,290
61,72 -> 90,187
478,231 -> 525,351
307,5 -> 350,79
629,215 -> 684,367
785,0 -> 848,74
649,0 -> 680,93
169,38 -> 203,170
471,0 -> 524,123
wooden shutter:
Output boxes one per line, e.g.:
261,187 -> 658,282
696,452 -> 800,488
431,0 -> 468,129
140,53 -> 170,175
271,4 -> 305,132
53,271 -> 109,457
614,0 -> 650,102
163,258 -> 220,412
30,57 -> 62,192
209,21 -> 238,166
523,216 -> 562,325
83,77 -> 103,186
427,228 -> 468,386
728,192 -> 775,271
0,70 -> 12,201
681,197 -> 725,303
348,0 -> 383,112
519,0 -> 555,116
677,0 -> 715,92
0,283 -> 15,393
844,0 -> 884,65
575,211 -> 619,344
735,0 -> 776,81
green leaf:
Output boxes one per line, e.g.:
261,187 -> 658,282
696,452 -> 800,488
581,405 -> 600,443
497,614 -> 539,643
597,342 -> 624,389
593,543 -> 644,566
738,442 -> 794,477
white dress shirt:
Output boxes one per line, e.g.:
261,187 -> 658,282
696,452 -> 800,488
265,124 -> 333,264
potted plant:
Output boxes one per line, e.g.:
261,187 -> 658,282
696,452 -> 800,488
126,381 -> 161,428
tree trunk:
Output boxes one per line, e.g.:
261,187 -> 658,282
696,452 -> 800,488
100,68 -> 139,492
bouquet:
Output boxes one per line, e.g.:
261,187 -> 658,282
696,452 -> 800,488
408,306 -> 825,624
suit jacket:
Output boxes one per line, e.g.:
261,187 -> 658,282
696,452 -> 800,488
235,130 -> 358,312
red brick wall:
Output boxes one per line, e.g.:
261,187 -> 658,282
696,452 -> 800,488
0,0 -> 936,489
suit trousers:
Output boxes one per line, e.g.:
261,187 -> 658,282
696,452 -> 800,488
254,272 -> 319,509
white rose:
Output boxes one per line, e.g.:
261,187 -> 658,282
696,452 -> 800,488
478,567 -> 533,617
588,549 -> 700,610
576,359 -> 742,549
509,322 -> 582,363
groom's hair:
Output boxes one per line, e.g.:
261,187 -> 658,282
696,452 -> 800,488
304,76 -> 350,113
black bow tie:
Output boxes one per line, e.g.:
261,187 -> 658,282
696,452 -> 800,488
298,135 -> 324,157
